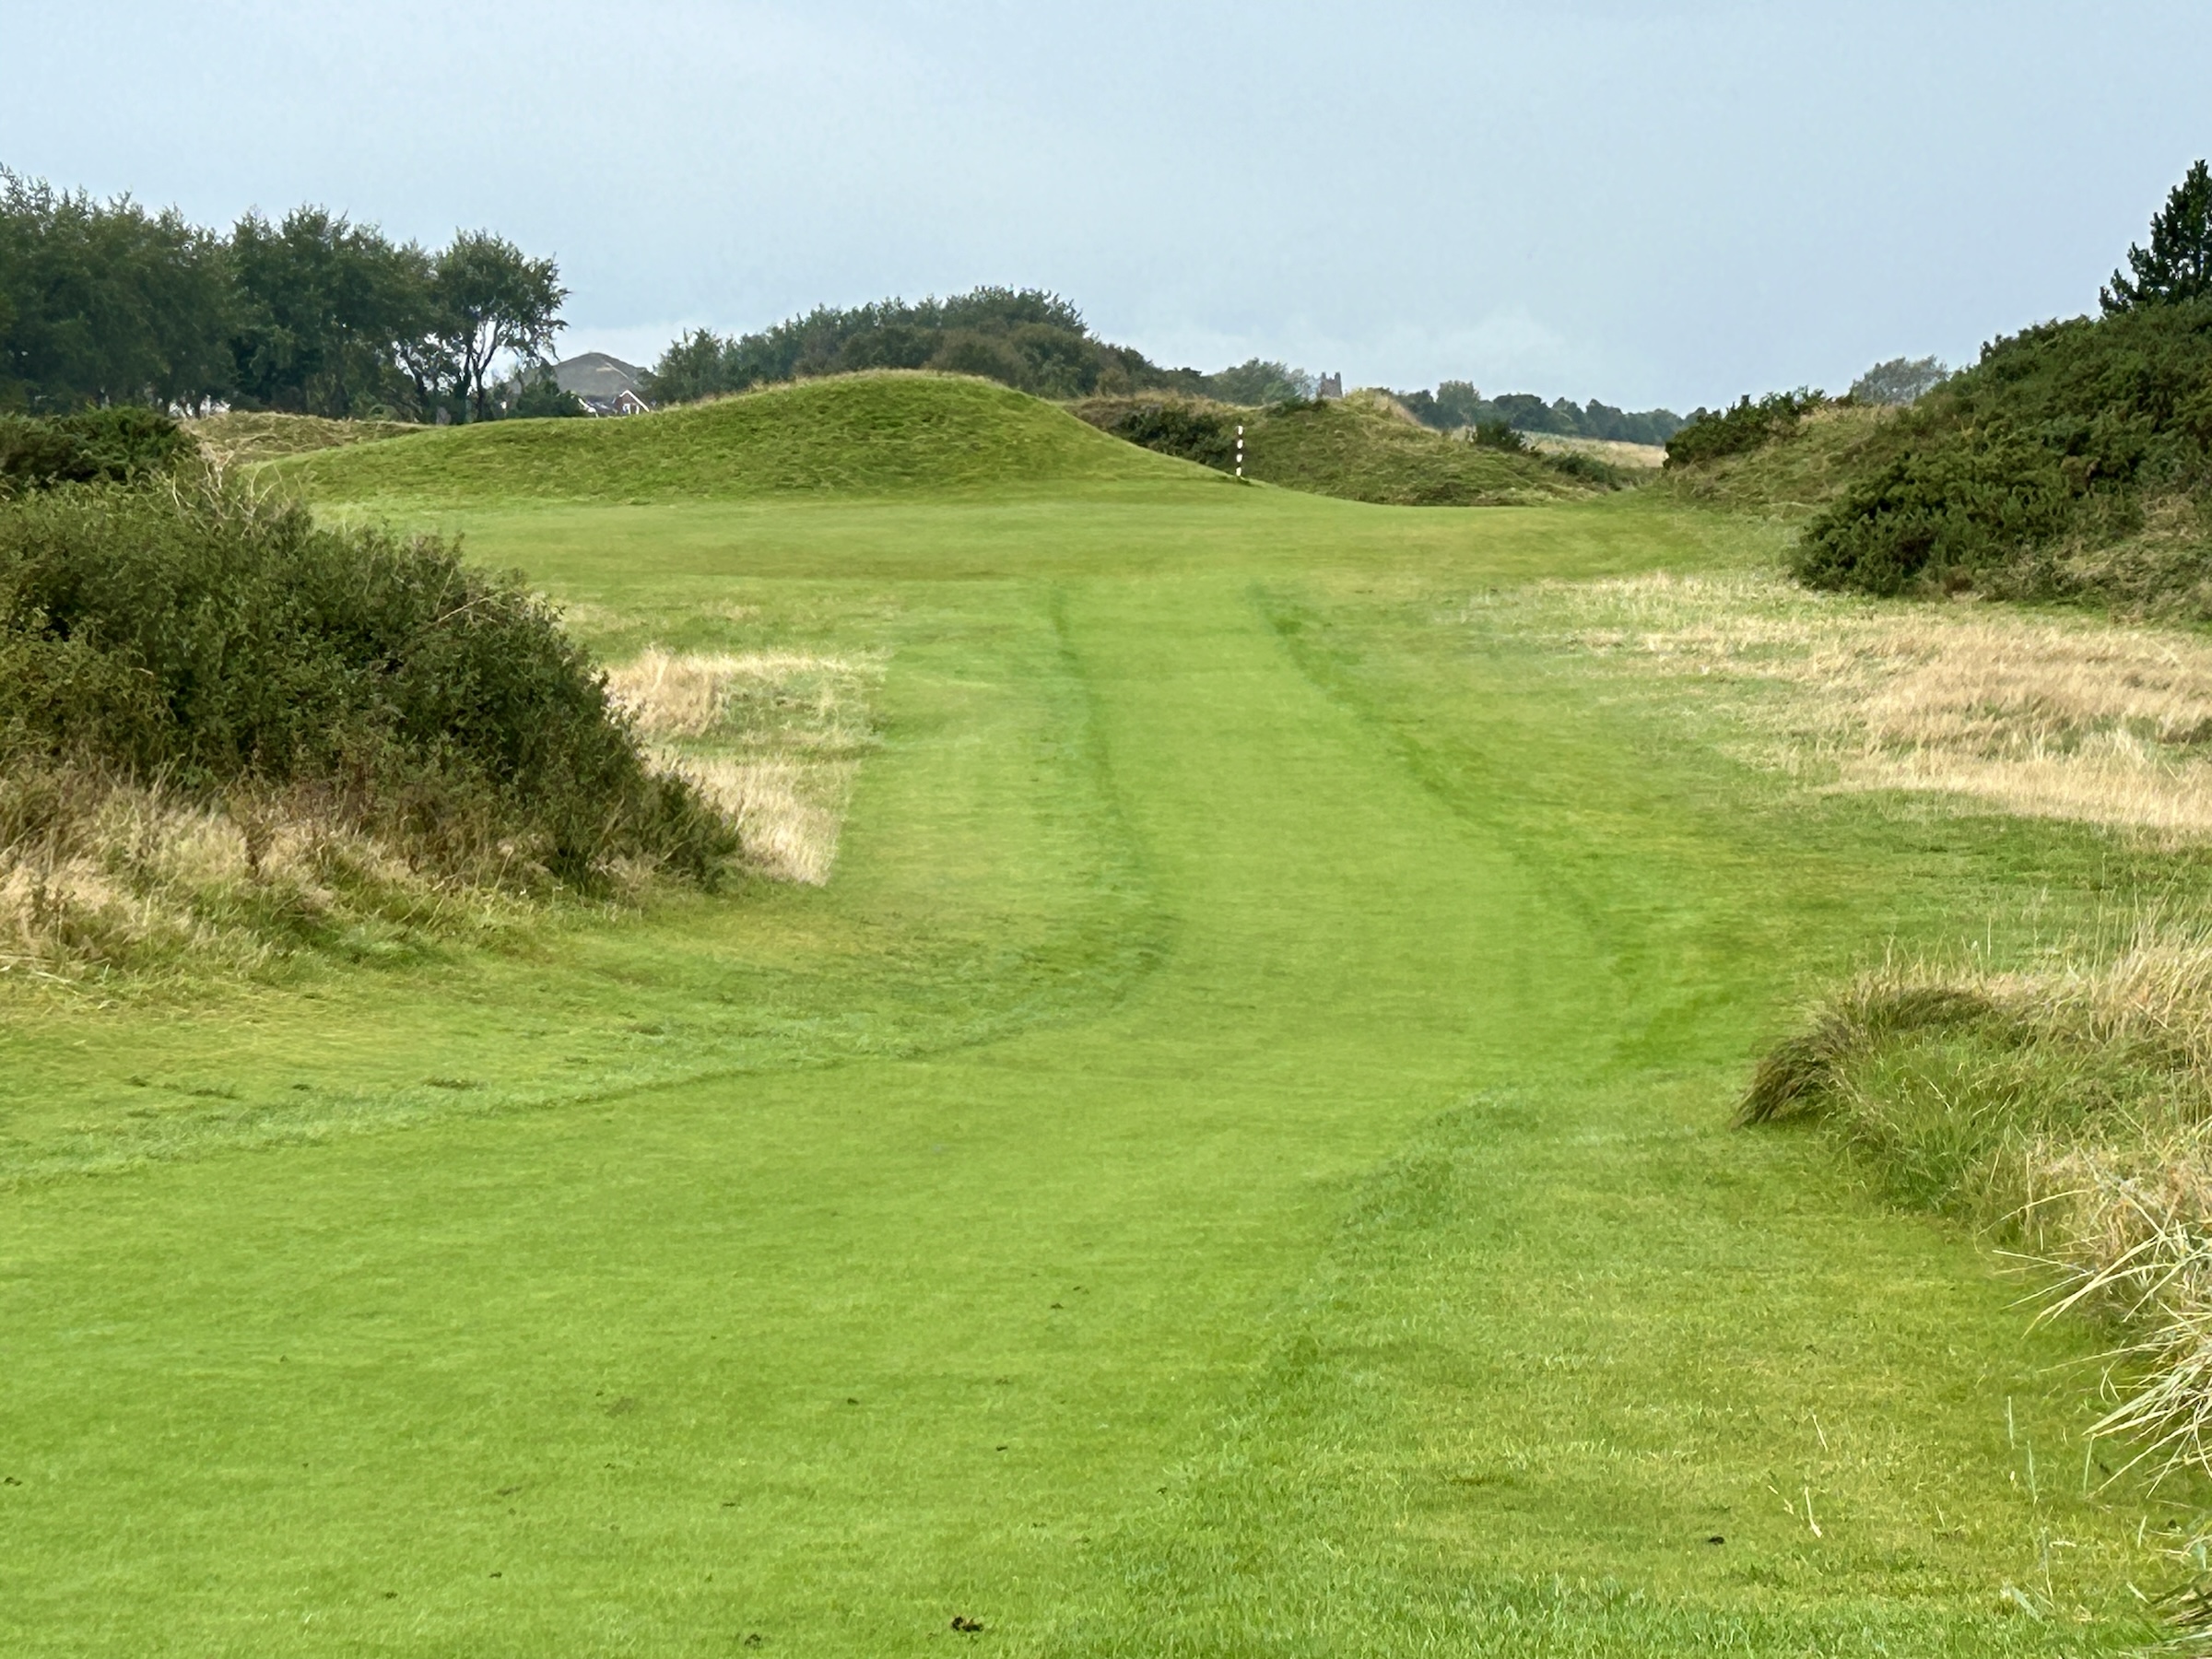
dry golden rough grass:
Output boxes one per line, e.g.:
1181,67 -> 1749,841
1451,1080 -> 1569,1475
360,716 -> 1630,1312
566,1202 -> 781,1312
1535,570 -> 2212,838
1522,432 -> 1667,470
605,647 -> 880,886
0,774 -> 520,981
185,411 -> 420,468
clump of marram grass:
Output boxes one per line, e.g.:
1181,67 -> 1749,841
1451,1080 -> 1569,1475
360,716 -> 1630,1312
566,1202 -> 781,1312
1742,926 -> 2212,1489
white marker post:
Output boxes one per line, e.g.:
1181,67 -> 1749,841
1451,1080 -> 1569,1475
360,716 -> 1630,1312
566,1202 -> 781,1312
1235,424 -> 1244,478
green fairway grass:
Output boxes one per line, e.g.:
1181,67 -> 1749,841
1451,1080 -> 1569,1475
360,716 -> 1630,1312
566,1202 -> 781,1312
4,387 -> 2202,1653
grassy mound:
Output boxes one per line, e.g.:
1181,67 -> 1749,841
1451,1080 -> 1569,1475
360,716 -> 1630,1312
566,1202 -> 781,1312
1073,388 -> 1587,505
278,371 -> 1214,505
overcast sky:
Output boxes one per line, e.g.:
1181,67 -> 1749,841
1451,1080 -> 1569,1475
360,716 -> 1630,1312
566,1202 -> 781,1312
5,2 -> 2206,410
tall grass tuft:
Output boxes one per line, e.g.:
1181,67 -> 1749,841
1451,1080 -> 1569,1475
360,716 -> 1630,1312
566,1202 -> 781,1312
1744,929 -> 2212,1501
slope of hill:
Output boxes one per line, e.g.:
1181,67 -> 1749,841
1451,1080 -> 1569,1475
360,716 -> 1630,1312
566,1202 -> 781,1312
1073,389 -> 1593,506
277,371 -> 1219,505
1656,403 -> 1911,518
187,410 -> 423,467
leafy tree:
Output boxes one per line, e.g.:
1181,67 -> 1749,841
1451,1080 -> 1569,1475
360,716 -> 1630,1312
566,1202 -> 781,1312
0,170 -> 232,413
643,286 -> 1214,405
1848,356 -> 1947,406
1394,380 -> 1682,444
500,366 -> 588,418
641,327 -> 728,406
1204,359 -> 1314,405
229,207 -> 433,417
432,231 -> 566,421
2103,159 -> 2212,313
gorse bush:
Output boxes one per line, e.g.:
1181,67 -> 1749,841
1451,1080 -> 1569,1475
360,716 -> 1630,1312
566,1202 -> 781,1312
0,406 -> 197,489
1793,298 -> 2212,598
1664,390 -> 1829,470
0,477 -> 734,887
1077,398 -> 1237,470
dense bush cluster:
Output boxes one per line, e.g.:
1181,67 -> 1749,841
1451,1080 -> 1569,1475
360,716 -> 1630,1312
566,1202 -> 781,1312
1792,299 -> 2212,596
1078,399 -> 1238,470
0,406 -> 197,489
0,472 -> 734,886
1664,390 -> 1829,470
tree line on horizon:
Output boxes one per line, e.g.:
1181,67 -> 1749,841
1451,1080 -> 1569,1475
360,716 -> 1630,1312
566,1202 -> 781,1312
2,160 -> 1707,437
641,289 -> 1318,407
1394,381 -> 1684,445
642,291 -> 1688,442
0,169 -> 567,421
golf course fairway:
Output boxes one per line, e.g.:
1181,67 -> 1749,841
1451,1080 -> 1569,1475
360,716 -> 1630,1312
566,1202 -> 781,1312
2,406 -> 2193,1653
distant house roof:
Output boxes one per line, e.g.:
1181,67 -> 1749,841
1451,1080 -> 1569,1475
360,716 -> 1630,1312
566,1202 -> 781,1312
552,352 -> 646,399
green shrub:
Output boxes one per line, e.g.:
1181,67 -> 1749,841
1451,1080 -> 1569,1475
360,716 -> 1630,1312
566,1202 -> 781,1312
1086,399 -> 1237,470
1470,420 -> 1526,453
1535,446 -> 1630,488
1793,299 -> 2212,597
0,477 -> 735,886
1663,390 -> 1827,470
0,406 -> 197,489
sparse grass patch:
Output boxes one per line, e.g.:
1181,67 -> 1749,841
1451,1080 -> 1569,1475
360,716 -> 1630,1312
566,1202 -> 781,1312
606,646 -> 880,885
1506,568 -> 2212,837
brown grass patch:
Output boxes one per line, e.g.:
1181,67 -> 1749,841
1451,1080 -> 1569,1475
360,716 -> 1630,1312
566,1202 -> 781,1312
1536,571 -> 2212,838
1521,433 -> 1666,470
0,771 -> 524,980
184,411 -> 420,468
606,647 -> 880,885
